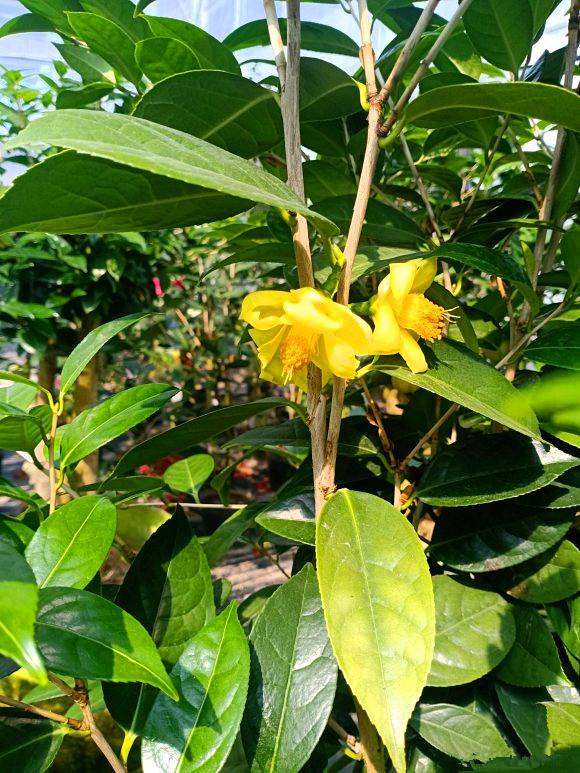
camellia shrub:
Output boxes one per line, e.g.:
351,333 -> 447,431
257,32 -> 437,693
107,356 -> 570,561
0,0 -> 579,771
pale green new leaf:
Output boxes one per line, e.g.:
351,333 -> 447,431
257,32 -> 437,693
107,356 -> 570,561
317,490 -> 435,773
162,454 -> 215,497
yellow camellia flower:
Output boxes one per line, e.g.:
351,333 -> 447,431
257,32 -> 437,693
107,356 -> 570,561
241,287 -> 373,390
370,258 -> 448,373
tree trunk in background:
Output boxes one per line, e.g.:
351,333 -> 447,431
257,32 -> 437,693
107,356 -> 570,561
37,348 -> 57,402
72,321 -> 100,486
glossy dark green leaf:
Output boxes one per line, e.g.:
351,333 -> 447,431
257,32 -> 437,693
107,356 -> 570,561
145,16 -> 239,74
242,565 -> 337,772
0,518 -> 34,552
36,587 -> 178,699
135,36 -> 198,83
428,576 -> 515,687
553,134 -> 580,219
407,83 -> 580,133
300,57 -> 359,122
0,542 -> 46,682
0,716 -> 66,773
25,496 -> 115,590
317,491 -> 434,773
0,151 -> 250,234
526,326 -> 580,371
142,603 -> 249,773
104,509 -> 214,735
430,503 -> 575,572
67,12 -> 142,86
162,454 -> 215,496
417,243 -> 531,288
496,606 -> 567,687
302,160 -> 357,202
417,433 -> 580,506
496,684 -> 551,757
60,384 -> 176,468
19,0 -> 74,32
410,703 -> 514,762
5,111 -> 336,236
507,540 -> 580,603
112,398 -> 302,476
256,493 -> 315,545
378,339 -> 541,439
464,0 -> 534,73
60,313 -> 149,396
203,506 -> 257,568
223,18 -> 359,57
55,81 -> 114,109
467,751 -> 580,771
134,70 -> 283,158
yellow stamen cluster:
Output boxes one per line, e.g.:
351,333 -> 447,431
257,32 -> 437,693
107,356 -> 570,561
279,330 -> 315,382
397,294 -> 446,343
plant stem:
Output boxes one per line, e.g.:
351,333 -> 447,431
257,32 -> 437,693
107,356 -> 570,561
328,716 -> 361,755
74,679 -> 126,773
0,693 -> 83,729
48,408 -> 59,515
354,698 -> 386,772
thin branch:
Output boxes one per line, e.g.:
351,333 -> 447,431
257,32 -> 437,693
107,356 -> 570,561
506,125 -> 543,204
496,300 -> 567,370
47,672 -> 79,699
74,679 -> 125,773
376,0 -> 440,106
263,0 -> 286,88
400,404 -> 458,470
48,409 -> 59,515
360,377 -> 397,470
328,716 -> 361,755
0,693 -> 83,729
378,0 -> 477,136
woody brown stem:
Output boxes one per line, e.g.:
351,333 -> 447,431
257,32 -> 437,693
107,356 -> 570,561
0,693 -> 84,729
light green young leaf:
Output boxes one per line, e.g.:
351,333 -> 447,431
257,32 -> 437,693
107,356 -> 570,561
162,454 -> 215,497
317,490 -> 435,773
25,496 -> 116,589
59,312 -> 150,397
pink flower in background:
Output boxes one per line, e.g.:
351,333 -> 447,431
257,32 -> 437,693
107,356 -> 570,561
152,276 -> 164,298
171,276 -> 185,291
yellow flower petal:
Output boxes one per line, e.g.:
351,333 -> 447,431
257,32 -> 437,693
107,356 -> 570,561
398,330 -> 428,373
317,334 -> 359,380
282,288 -> 341,332
241,290 -> 288,330
390,260 -> 421,301
250,327 -> 285,371
411,258 -> 438,294
370,298 -> 402,354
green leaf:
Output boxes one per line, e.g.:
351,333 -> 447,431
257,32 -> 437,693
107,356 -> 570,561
55,81 -> 113,109
5,111 -> 336,236
0,411 -> 50,454
223,18 -> 359,57
561,228 -> 580,288
78,0 -> 149,43
55,41 -> 115,83
418,243 -> 531,288
115,505 -> 171,553
430,504 -> 575,572
496,606 -> 567,687
303,160 -> 357,202
417,433 -> 580,506
36,587 -> 178,699
145,15 -> 239,74
66,12 -> 142,86
410,703 -> 514,762
25,496 -> 116,589
112,398 -> 302,476
60,383 -> 176,468
104,509 -> 214,736
60,313 -> 150,397
300,57 -> 359,122
255,493 -> 315,545
0,380 -> 38,409
315,194 -> 424,247
162,454 -> 215,496
464,0 -> 534,73
242,564 -> 337,772
553,133 -> 580,219
545,702 -> 580,751
135,36 -> 198,83
0,13 -> 55,39
526,326 -> 580,371
428,576 -> 516,687
0,716 -> 66,773
142,603 -> 249,772
317,490 -> 435,773
134,70 -> 283,158
407,83 -> 580,133
378,339 -> 541,439
0,518 -> 34,553
467,751 -> 580,771
496,684 -> 551,757
0,151 -> 250,234
203,506 -> 256,568
507,540 -> 580,603
19,0 -> 76,32
0,542 -> 46,682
